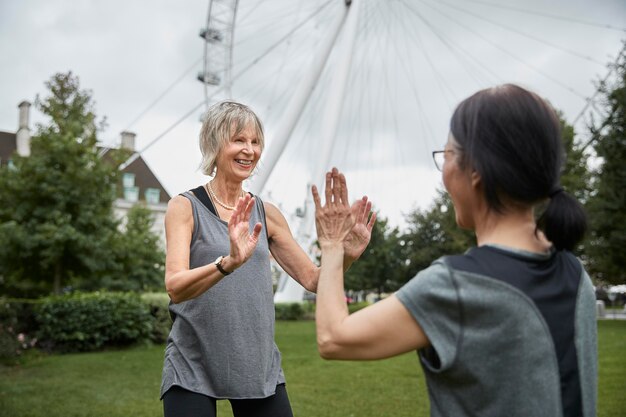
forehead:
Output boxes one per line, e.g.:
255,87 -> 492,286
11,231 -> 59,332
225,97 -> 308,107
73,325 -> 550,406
445,132 -> 460,148
229,121 -> 258,139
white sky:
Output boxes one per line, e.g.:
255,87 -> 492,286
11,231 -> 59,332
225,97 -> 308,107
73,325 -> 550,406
1,0 -> 624,231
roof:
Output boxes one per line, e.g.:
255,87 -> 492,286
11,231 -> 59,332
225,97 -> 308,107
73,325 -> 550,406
114,151 -> 171,203
0,131 -> 17,166
0,130 -> 170,203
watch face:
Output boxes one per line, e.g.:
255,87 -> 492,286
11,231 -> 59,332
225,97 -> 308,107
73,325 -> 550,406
214,256 -> 223,265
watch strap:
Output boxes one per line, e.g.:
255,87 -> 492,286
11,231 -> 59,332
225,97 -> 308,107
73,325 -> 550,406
215,256 -> 231,276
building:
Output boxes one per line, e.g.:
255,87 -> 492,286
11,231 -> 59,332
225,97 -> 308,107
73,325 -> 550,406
0,101 -> 170,246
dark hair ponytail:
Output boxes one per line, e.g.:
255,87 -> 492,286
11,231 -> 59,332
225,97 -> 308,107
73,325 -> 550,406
537,189 -> 587,251
451,84 -> 588,252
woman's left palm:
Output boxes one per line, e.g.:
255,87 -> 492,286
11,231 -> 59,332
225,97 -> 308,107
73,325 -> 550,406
228,194 -> 262,266
344,197 -> 376,260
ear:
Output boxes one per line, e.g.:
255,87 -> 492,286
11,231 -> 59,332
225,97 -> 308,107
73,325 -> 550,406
471,170 -> 482,189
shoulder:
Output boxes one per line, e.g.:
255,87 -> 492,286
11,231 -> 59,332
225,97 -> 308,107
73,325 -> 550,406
165,194 -> 193,225
167,194 -> 192,213
396,260 -> 452,306
263,201 -> 288,224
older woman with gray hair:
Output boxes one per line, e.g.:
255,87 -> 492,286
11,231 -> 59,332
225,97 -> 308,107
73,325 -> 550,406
160,101 -> 375,417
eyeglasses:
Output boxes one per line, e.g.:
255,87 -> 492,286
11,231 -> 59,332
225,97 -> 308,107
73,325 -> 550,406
432,150 -> 454,171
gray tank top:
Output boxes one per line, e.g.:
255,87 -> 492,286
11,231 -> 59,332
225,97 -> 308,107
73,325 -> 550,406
160,191 -> 285,399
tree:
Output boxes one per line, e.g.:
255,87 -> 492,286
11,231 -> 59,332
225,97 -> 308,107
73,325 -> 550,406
343,214 -> 405,297
585,49 -> 626,285
402,190 -> 475,279
94,205 -> 165,292
558,114 -> 592,203
0,72 -> 126,296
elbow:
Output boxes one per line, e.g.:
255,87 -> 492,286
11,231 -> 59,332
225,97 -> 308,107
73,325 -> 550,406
306,267 -> 320,293
166,288 -> 180,304
317,333 -> 341,360
165,280 -> 183,304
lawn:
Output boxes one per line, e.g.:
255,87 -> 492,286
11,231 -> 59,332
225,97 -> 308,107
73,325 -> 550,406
0,320 -> 623,417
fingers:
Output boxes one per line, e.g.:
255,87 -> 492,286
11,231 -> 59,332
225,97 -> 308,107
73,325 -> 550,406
324,171 -> 332,205
251,222 -> 262,241
367,210 -> 377,232
338,172 -> 349,207
312,185 -> 322,211
351,196 -> 372,224
320,167 -> 351,207
229,194 -> 254,228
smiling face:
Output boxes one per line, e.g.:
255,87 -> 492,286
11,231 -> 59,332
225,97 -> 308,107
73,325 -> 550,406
215,123 -> 262,182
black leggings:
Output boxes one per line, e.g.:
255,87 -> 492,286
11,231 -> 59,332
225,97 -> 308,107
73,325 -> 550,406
162,384 -> 293,417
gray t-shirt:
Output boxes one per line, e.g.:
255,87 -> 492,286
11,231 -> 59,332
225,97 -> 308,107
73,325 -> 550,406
160,192 -> 285,400
396,246 -> 597,417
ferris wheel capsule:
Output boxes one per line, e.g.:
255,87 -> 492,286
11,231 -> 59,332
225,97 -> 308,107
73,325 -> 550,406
199,0 -> 239,106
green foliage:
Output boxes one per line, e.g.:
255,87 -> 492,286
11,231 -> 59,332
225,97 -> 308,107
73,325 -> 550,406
140,292 -> 172,343
88,205 -> 165,292
402,190 -> 475,278
0,298 -> 40,364
34,292 -> 152,352
586,48 -> 626,284
0,72 -> 165,296
275,302 -> 306,320
344,213 -> 406,294
0,72 -> 127,296
558,113 -> 592,203
347,301 -> 370,314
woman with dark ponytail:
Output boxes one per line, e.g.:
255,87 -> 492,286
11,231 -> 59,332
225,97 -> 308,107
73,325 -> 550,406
312,85 -> 597,417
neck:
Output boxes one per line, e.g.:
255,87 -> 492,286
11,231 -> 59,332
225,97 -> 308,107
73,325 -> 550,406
210,176 -> 244,206
474,207 -> 551,253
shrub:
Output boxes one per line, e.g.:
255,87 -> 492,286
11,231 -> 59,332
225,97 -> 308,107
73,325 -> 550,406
141,292 -> 172,343
275,303 -> 306,320
0,298 -> 39,364
35,292 -> 152,353
348,301 -> 370,314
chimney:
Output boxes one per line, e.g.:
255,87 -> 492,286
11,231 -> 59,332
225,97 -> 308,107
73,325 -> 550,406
16,101 -> 31,157
120,131 -> 136,151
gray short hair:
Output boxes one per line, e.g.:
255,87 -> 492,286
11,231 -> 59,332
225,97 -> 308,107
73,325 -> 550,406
199,101 -> 265,176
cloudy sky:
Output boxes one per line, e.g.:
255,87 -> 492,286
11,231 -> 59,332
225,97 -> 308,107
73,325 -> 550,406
1,0 -> 624,230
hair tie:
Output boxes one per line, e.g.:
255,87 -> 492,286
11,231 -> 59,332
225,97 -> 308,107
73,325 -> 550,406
549,186 -> 564,199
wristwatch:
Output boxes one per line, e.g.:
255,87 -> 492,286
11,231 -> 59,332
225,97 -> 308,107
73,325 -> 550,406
213,256 -> 231,276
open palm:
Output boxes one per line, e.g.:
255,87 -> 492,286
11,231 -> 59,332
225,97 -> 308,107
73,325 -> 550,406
228,194 -> 262,267
344,197 -> 376,261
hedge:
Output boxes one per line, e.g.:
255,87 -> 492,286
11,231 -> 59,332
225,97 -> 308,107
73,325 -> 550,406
1,293 -> 369,359
141,292 -> 172,344
35,292 -> 153,353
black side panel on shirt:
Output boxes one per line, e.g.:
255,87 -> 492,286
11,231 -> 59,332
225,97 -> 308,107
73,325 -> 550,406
188,185 -> 217,216
445,246 -> 583,417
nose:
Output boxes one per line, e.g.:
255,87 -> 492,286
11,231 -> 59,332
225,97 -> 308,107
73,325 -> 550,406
242,141 -> 253,154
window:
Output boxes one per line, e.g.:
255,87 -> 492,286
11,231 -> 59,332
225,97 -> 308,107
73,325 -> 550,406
145,188 -> 160,205
122,173 -> 135,188
124,186 -> 139,202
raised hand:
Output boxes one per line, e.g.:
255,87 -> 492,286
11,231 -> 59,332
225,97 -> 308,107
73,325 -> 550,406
312,168 -> 356,247
343,196 -> 376,262
228,194 -> 263,268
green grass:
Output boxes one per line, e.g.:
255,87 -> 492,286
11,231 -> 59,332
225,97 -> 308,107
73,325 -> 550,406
596,320 -> 626,416
0,320 -> 623,417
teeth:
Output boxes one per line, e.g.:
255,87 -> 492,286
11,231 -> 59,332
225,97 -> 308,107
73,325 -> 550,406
236,159 -> 252,165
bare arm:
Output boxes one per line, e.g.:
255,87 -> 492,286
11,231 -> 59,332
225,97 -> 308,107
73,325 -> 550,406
265,196 -> 375,293
164,194 -> 262,303
313,168 -> 429,360
265,202 -> 319,292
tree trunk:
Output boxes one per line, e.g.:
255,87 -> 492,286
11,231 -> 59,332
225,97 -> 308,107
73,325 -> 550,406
53,262 -> 62,294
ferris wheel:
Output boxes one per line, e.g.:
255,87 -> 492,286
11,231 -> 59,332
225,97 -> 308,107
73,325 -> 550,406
197,0 -> 625,302
198,0 -> 239,103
